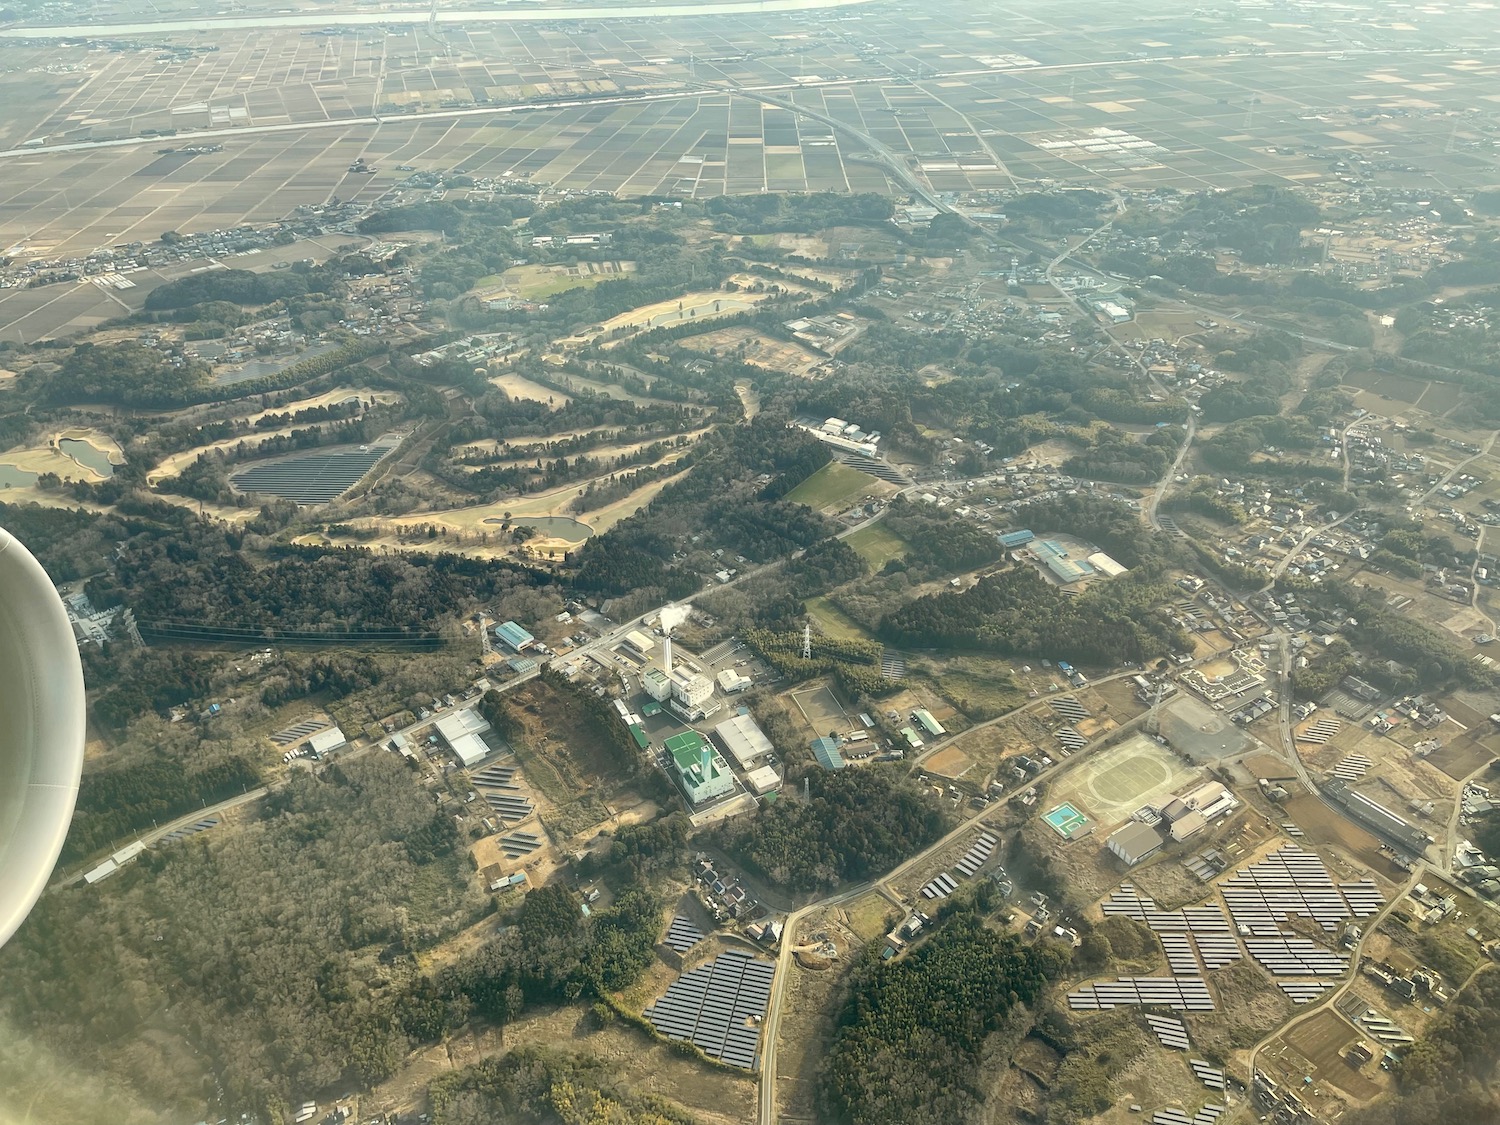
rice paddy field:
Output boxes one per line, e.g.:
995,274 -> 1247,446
2,0 -> 1499,257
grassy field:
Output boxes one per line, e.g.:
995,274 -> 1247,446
805,594 -> 874,641
930,656 -> 1027,721
786,460 -> 879,510
843,521 -> 908,567
843,892 -> 896,942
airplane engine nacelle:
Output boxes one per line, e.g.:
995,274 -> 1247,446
0,526 -> 85,947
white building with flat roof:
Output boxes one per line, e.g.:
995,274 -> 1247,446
746,765 -> 782,795
713,712 -> 774,769
435,708 -> 492,767
307,726 -> 347,758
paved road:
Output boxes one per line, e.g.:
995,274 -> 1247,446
1147,412 -> 1197,531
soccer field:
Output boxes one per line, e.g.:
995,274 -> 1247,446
1058,733 -> 1196,825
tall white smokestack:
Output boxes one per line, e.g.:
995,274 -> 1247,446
663,634 -> 673,676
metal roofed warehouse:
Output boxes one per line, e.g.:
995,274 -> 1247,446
494,620 -> 535,652
713,712 -> 774,769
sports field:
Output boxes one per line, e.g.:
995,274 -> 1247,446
786,461 -> 880,510
1055,732 -> 1196,826
842,522 -> 908,568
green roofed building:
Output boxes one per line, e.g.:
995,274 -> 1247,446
665,730 -> 735,805
629,724 -> 650,751
811,737 -> 846,770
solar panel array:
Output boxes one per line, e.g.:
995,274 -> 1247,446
1190,1060 -> 1226,1091
1243,937 -> 1348,976
921,872 -> 959,899
1054,726 -> 1088,752
1152,1104 -> 1223,1125
1358,1011 -> 1414,1044
1297,718 -> 1342,744
955,831 -> 997,877
158,816 -> 218,846
1049,695 -> 1090,722
1193,934 -> 1242,970
1160,933 -> 1203,976
271,718 -> 327,745
1218,845 -> 1382,987
643,951 -> 774,1069
1219,845 -> 1368,935
664,914 -> 705,954
1145,1013 -> 1190,1050
474,764 -> 535,823
499,830 -> 541,858
1331,753 -> 1373,780
1339,880 -> 1386,916
1067,977 -> 1214,1011
1278,981 -> 1339,1004
1101,883 -> 1157,919
231,439 -> 401,505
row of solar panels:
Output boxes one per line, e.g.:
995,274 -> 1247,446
1067,976 -> 1215,1011
664,914 -> 705,953
1145,1013 -> 1189,1050
1152,1103 -> 1223,1125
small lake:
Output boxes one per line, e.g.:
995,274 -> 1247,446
0,464 -> 37,488
59,438 -> 114,477
484,515 -> 594,539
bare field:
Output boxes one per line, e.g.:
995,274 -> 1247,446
1280,1009 -> 1385,1103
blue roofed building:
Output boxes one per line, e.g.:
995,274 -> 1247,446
998,529 -> 1035,549
811,736 -> 846,770
494,620 -> 535,652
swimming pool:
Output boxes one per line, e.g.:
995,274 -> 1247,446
1043,802 -> 1092,840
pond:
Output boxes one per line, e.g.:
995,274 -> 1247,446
59,438 -> 115,478
483,515 -> 594,539
0,465 -> 37,488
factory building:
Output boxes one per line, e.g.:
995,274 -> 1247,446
434,708 -> 493,767
494,620 -> 535,652
623,629 -> 655,657
717,668 -> 752,694
913,709 -> 946,737
306,726 -> 347,758
713,712 -> 774,769
644,667 -> 673,703
665,730 -> 735,805
670,666 -> 717,719
1032,539 -> 1095,584
811,736 -> 846,770
998,529 -> 1035,549
745,765 -> 782,795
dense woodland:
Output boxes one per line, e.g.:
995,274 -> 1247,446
0,756 -> 485,1122
714,766 -> 948,890
880,566 -> 1186,666
820,907 -> 1069,1125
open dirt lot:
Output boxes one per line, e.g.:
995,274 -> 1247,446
1281,794 -> 1407,880
1280,1008 -> 1385,1103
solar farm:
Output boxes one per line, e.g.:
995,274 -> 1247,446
1084,845 -> 1388,1013
230,435 -> 402,504
642,950 -> 775,1069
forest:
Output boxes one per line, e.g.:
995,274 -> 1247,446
880,566 -> 1185,667
714,766 -> 947,890
0,756 -> 485,1123
429,1048 -> 701,1125
820,908 -> 1069,1125
1349,967 -> 1500,1125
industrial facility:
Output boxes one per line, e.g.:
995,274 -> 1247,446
435,708 -> 493,767
664,730 -> 736,806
